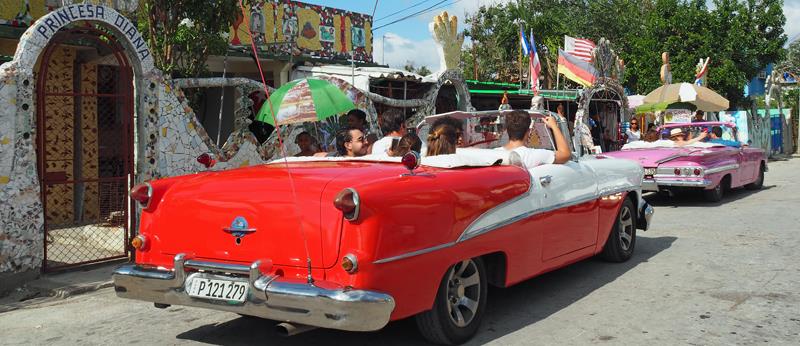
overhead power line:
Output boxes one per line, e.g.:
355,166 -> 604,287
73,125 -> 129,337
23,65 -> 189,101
374,0 -> 462,31
374,0 -> 434,22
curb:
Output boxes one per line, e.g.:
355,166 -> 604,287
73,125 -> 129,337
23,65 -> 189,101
49,280 -> 114,299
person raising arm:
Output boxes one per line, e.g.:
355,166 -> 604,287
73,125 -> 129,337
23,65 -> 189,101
544,115 -> 572,164
498,111 -> 570,167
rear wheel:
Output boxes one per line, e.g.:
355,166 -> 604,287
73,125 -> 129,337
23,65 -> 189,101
600,198 -> 637,262
703,179 -> 725,202
745,164 -> 765,190
416,258 -> 487,345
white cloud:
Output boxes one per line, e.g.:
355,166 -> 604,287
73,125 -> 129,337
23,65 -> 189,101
785,0 -> 800,44
373,1 -> 514,71
373,32 -> 441,72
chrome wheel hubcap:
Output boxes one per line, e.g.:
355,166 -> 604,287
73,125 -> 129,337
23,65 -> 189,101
445,259 -> 481,327
618,206 -> 634,251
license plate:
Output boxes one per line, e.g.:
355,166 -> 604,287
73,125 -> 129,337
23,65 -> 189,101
187,277 -> 248,303
644,168 -> 656,176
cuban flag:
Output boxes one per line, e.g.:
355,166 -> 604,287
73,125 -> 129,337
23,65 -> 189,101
530,33 -> 541,94
520,28 -> 531,57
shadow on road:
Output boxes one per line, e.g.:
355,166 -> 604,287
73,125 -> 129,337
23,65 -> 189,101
644,185 -> 775,208
176,236 -> 677,346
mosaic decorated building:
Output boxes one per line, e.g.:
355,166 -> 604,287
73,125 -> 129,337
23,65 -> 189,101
0,1 -> 475,295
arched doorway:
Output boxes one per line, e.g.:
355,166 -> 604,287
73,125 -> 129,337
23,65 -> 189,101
36,26 -> 134,271
576,78 -> 629,153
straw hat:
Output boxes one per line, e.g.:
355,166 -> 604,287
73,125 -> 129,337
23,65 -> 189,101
669,128 -> 683,138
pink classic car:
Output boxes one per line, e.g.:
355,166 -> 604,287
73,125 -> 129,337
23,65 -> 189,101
603,122 -> 766,202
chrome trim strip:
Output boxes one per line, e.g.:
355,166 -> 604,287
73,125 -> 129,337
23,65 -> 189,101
704,164 -> 739,174
656,154 -> 684,164
113,254 -> 395,332
374,183 -> 640,265
459,186 -> 636,243
184,260 -> 250,275
373,242 -> 456,264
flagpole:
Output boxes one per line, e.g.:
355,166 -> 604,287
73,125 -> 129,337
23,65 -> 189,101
518,20 -> 523,91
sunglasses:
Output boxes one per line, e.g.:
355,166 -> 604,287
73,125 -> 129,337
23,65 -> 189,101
350,136 -> 366,143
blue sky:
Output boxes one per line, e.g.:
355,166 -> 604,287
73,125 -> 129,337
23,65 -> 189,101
304,0 -> 800,72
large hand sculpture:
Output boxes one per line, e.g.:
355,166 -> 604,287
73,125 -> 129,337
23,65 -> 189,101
430,11 -> 464,72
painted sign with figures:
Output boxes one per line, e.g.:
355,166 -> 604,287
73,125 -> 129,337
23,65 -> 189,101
230,0 -> 373,63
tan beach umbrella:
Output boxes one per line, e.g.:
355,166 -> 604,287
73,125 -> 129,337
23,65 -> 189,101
642,82 -> 729,112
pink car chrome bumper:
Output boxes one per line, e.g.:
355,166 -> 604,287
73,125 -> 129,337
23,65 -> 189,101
112,253 -> 395,332
643,178 -> 712,191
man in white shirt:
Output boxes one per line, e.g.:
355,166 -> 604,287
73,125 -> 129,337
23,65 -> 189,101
496,110 -> 571,168
371,108 -> 427,155
370,108 -> 405,155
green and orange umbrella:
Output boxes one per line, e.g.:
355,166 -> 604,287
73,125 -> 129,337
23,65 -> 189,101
256,78 -> 356,126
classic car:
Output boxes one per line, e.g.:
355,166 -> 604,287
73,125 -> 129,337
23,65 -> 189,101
113,109 -> 654,345
602,121 -> 766,202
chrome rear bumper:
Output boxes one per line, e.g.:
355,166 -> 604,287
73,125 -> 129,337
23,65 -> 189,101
112,253 -> 395,332
643,178 -> 711,191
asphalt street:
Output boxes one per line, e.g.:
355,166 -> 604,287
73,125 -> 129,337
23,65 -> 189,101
1,158 -> 798,345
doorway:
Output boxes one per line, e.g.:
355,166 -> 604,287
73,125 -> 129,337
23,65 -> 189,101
36,26 -> 134,271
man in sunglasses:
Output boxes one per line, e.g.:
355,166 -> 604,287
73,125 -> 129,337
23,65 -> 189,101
335,127 -> 370,157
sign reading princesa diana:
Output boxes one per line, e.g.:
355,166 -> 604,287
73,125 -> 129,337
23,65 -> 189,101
33,4 -> 150,61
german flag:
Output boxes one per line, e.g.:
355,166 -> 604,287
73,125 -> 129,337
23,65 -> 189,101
557,49 -> 596,87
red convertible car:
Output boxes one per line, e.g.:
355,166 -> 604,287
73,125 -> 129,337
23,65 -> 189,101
113,110 -> 654,345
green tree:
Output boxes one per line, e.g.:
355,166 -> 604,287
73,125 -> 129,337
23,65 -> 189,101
403,61 -> 432,76
459,0 -> 786,107
136,0 -> 239,78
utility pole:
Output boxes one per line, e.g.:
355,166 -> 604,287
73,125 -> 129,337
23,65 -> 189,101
382,34 -> 386,65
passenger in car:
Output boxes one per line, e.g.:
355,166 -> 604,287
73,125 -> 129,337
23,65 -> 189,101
389,133 -> 422,157
707,126 -> 741,148
371,108 -> 406,155
431,116 -> 465,146
294,131 -> 321,157
335,127 -> 370,157
496,111 -> 571,167
426,123 -> 458,156
669,128 -> 707,146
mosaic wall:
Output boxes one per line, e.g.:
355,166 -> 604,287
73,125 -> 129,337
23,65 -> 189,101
231,0 -> 373,62
0,4 -> 152,275
0,60 -> 43,274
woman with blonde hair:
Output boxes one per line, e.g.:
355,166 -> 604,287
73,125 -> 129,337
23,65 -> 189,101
426,121 -> 458,156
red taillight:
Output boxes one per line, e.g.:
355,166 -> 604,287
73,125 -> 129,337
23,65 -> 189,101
674,168 -> 681,176
334,188 -> 360,221
130,183 -> 152,208
401,151 -> 420,173
197,153 -> 216,168
694,168 -> 702,176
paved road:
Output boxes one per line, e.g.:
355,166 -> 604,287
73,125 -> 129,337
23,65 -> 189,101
2,158 -> 799,345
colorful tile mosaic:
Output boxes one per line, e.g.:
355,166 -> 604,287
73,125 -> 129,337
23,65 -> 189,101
230,0 -> 373,62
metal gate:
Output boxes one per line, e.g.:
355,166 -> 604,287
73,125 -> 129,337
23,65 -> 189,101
36,27 -> 134,271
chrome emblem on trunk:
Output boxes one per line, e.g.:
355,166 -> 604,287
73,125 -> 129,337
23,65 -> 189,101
223,216 -> 256,244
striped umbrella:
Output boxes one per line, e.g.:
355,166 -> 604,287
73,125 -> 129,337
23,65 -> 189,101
256,78 -> 356,126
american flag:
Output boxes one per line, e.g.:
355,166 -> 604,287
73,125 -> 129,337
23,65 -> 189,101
564,35 -> 595,62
